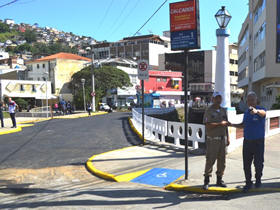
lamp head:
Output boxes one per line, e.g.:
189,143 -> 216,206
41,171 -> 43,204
215,6 -> 232,28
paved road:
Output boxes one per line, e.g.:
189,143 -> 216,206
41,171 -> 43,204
0,112 -> 140,169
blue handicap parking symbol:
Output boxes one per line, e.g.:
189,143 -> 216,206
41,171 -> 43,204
130,168 -> 185,187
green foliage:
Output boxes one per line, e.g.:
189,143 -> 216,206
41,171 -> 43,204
0,22 -> 10,33
23,29 -> 37,43
14,98 -> 28,110
71,65 -> 132,110
271,95 -> 280,110
0,31 -> 19,43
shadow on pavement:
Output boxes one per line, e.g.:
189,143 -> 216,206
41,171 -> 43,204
1,181 -> 280,209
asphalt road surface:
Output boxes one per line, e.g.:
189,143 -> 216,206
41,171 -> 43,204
0,112 -> 140,169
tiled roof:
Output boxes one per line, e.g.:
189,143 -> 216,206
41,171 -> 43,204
31,52 -> 91,62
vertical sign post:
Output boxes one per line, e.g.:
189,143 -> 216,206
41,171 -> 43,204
170,0 -> 200,180
138,60 -> 149,145
276,0 -> 280,62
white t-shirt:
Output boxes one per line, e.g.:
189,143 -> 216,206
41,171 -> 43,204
9,101 -> 16,113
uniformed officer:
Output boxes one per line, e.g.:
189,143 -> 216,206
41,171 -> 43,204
202,91 -> 230,190
232,92 -> 266,192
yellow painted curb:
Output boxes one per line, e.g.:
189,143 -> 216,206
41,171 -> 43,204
86,146 -> 139,182
115,168 -> 151,182
0,123 -> 34,135
0,127 -> 22,135
165,183 -> 280,194
128,117 -> 146,143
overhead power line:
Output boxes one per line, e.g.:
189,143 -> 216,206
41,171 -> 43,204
97,0 -> 114,31
0,0 -> 19,9
132,0 -> 168,37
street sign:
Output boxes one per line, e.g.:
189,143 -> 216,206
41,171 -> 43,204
91,92 -> 96,97
137,60 -> 149,80
170,0 -> 200,50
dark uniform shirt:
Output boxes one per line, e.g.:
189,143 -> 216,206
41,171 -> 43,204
203,105 -> 228,137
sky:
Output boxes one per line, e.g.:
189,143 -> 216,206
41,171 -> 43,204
0,0 -> 249,50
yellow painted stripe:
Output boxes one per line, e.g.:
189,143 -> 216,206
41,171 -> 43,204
128,117 -> 147,143
0,127 -> 22,135
115,168 -> 151,182
86,146 -> 137,182
165,183 -> 280,194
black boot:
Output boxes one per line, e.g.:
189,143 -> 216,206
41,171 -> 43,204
203,176 -> 210,190
216,176 -> 227,187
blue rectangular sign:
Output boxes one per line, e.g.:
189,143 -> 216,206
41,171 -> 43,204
171,30 -> 198,50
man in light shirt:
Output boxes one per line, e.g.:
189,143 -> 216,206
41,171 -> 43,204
8,98 -> 18,128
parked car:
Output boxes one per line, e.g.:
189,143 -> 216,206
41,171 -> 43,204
99,103 -> 112,112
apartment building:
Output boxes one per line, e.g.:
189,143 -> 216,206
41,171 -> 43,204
93,34 -> 172,68
238,0 -> 280,109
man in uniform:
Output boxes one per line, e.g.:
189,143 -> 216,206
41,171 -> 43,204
202,92 -> 230,190
232,92 -> 266,192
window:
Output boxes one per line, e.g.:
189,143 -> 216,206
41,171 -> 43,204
230,59 -> 235,64
42,63 -> 45,68
235,72 -> 238,76
238,51 -> 247,66
230,71 -> 235,76
162,78 -> 167,82
254,51 -> 265,72
238,67 -> 248,81
32,85 -> 36,92
20,84 -> 24,91
37,64 -> 40,69
254,0 -> 266,24
254,22 -> 266,47
157,78 -> 161,82
239,28 -> 248,47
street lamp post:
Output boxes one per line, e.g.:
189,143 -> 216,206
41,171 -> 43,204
214,6 -> 232,108
81,78 -> 86,112
44,72 -> 49,118
91,53 -> 96,112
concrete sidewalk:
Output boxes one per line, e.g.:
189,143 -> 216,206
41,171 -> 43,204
87,134 -> 280,194
0,111 -> 107,135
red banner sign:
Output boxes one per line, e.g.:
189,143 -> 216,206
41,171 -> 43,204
170,0 -> 197,32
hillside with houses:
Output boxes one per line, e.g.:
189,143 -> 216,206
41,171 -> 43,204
0,18 -> 97,60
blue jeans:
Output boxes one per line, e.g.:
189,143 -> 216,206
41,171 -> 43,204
10,113 -> 16,127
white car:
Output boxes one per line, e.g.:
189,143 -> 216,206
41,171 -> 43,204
100,103 -> 111,112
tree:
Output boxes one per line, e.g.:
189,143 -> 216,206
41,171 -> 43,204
271,95 -> 280,110
71,65 -> 132,110
23,29 -> 37,43
0,22 -> 9,33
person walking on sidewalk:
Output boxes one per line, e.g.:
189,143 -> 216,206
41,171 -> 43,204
0,100 -> 4,128
231,91 -> 266,192
87,102 -> 92,116
8,98 -> 18,128
202,91 -> 230,190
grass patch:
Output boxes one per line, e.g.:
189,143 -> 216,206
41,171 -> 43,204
3,112 -> 9,118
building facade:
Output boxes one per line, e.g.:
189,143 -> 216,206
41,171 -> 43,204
159,44 -> 243,104
0,79 -> 52,101
238,0 -> 280,109
93,34 -> 172,68
141,70 -> 184,107
26,52 -> 91,101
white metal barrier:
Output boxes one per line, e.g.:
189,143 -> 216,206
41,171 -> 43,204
132,108 -> 205,149
132,108 -> 280,152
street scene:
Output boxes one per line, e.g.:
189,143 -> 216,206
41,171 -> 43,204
0,0 -> 280,209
